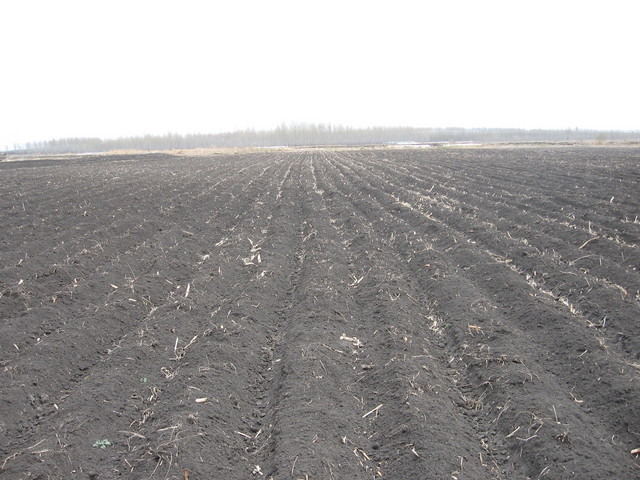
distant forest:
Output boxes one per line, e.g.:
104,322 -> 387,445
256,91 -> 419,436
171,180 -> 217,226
11,124 -> 640,154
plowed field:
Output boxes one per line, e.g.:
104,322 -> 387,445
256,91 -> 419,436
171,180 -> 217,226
1,147 -> 639,479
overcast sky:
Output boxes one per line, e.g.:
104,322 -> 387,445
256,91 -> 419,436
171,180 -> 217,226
2,0 -> 638,148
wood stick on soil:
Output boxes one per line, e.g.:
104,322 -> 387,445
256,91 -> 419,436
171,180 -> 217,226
362,404 -> 383,418
578,236 -> 599,250
506,426 -> 521,438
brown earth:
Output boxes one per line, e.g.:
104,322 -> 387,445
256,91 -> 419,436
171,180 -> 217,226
1,147 -> 639,479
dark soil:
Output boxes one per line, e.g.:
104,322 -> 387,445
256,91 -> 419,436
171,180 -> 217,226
1,146 -> 639,479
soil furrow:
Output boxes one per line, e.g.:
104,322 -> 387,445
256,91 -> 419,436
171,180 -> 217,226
314,152 -> 499,478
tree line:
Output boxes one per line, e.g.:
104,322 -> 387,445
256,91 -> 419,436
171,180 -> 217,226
10,124 -> 640,154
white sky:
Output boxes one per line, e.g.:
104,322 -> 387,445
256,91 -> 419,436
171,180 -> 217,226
2,0 -> 638,148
